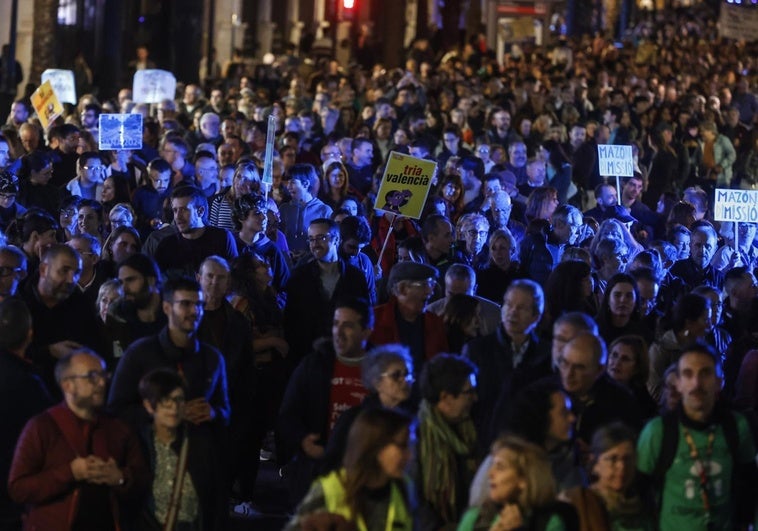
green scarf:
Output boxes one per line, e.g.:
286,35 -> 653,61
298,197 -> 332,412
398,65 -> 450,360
418,399 -> 479,524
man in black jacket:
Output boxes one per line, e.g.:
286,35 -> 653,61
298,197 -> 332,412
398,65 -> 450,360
463,279 -> 552,447
0,299 -> 53,530
277,298 -> 373,507
557,332 -> 642,446
283,218 -> 370,364
108,276 -> 230,430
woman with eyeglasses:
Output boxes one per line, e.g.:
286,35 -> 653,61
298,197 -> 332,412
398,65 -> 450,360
321,344 -> 415,475
137,368 -> 228,531
562,423 -> 653,531
285,408 -> 415,531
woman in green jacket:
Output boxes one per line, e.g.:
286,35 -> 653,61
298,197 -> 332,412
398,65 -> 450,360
458,436 -> 577,531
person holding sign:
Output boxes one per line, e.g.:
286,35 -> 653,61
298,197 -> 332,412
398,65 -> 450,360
669,222 -> 724,291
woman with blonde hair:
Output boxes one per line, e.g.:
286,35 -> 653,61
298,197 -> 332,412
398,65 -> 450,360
458,435 -> 577,531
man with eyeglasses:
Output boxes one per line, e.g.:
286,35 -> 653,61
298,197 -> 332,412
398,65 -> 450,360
456,213 -> 491,270
109,276 -> 230,430
0,170 -> 26,232
320,143 -> 342,165
371,261 -> 448,375
557,332 -> 641,447
283,218 -> 369,364
193,150 -> 220,197
278,297 -> 373,507
64,151 -> 105,201
0,245 -> 26,301
9,348 -> 148,531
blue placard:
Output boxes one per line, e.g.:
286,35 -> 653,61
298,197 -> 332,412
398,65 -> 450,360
98,114 -> 143,151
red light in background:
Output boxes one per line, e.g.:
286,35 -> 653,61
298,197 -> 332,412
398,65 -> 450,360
343,0 -> 355,8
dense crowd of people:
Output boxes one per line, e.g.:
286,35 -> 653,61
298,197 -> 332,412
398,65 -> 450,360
1,2 -> 758,530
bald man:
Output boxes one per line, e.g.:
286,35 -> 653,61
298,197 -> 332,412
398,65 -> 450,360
557,332 -> 642,445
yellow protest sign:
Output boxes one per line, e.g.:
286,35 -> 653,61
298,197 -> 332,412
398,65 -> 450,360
30,80 -> 64,130
374,151 -> 437,219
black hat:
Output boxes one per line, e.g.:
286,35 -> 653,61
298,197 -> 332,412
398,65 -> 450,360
387,262 -> 438,292
606,205 -> 636,224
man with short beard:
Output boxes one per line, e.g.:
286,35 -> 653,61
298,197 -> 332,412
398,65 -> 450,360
104,253 -> 166,368
8,349 -> 148,531
21,244 -> 101,398
108,276 -> 230,431
154,185 -> 238,278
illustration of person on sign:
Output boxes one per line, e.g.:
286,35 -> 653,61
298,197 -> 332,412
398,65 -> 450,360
383,189 -> 413,214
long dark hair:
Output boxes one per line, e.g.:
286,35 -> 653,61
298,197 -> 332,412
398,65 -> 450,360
342,408 -> 413,523
544,260 -> 595,325
597,273 -> 641,327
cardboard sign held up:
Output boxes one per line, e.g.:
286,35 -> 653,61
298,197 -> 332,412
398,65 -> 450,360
713,188 -> 758,222
41,69 -> 77,105
98,114 -> 143,151
132,69 -> 177,103
30,80 -> 64,130
373,152 -> 437,220
597,144 -> 634,177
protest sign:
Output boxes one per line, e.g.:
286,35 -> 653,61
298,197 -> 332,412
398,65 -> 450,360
132,69 -> 177,103
718,4 -> 758,42
597,144 -> 634,177
713,188 -> 758,222
41,69 -> 76,104
30,80 -> 64,130
374,152 -> 437,220
98,114 -> 143,151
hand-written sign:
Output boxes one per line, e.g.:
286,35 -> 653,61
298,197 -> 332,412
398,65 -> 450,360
132,70 -> 177,103
374,152 -> 437,219
98,114 -> 143,151
41,69 -> 76,104
597,144 -> 634,177
713,188 -> 758,222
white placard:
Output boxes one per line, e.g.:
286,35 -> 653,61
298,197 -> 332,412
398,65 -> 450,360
41,69 -> 76,105
713,188 -> 758,222
597,144 -> 634,177
718,4 -> 758,42
132,69 -> 177,103
98,114 -> 143,151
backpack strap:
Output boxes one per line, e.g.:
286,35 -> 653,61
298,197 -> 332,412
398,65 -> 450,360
652,410 -> 679,484
719,409 -> 740,463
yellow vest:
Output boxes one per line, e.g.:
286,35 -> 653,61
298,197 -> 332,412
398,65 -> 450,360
318,470 -> 413,531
